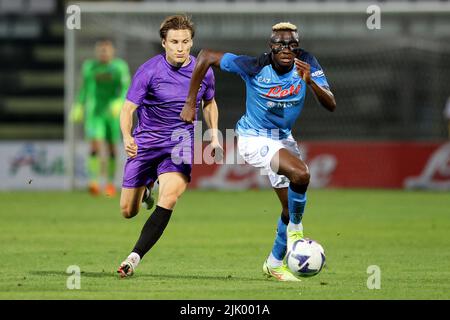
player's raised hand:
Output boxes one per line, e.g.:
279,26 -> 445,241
123,135 -> 137,158
294,58 -> 311,85
180,102 -> 196,123
110,98 -> 123,119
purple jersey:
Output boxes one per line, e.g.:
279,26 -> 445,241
126,54 -> 215,149
122,54 -> 215,188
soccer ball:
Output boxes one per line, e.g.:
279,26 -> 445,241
286,238 -> 326,277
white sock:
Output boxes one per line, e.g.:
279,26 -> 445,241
127,252 -> 141,268
287,222 -> 303,232
267,252 -> 283,268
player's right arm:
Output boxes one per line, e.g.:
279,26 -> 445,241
121,61 -> 152,158
120,100 -> 138,158
71,61 -> 92,122
180,49 -> 224,123
76,61 -> 91,105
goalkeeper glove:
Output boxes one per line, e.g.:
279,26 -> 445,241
70,103 -> 84,123
110,99 -> 123,118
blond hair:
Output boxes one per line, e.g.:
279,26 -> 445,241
272,22 -> 298,32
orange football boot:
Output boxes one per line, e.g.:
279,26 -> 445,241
88,182 -> 100,196
104,183 -> 117,197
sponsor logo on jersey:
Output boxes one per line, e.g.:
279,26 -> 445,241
95,72 -> 113,82
267,100 -> 299,109
265,84 -> 301,98
311,70 -> 324,77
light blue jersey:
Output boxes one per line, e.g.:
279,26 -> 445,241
220,50 -> 329,139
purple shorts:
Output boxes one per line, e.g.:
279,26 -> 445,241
122,146 -> 192,188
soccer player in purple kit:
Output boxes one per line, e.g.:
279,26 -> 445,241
117,15 -> 221,277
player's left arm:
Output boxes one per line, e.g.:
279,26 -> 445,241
203,98 -> 223,160
203,98 -> 219,142
70,61 -> 91,123
295,58 -> 336,112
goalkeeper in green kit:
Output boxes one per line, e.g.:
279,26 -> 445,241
71,39 -> 130,196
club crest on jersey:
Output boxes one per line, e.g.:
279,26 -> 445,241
260,145 -> 269,157
265,84 -> 301,98
257,76 -> 271,83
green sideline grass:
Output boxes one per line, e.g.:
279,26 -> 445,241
0,189 -> 449,299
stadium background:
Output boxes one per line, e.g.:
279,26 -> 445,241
1,0 -> 449,190
0,0 -> 449,301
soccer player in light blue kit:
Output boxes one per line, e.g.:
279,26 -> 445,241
181,22 -> 336,281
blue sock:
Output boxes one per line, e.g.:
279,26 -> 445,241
288,185 -> 307,224
271,217 -> 288,260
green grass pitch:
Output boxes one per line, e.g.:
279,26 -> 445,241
0,189 -> 449,300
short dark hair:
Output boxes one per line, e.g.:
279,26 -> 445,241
95,38 -> 114,46
159,14 -> 195,40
